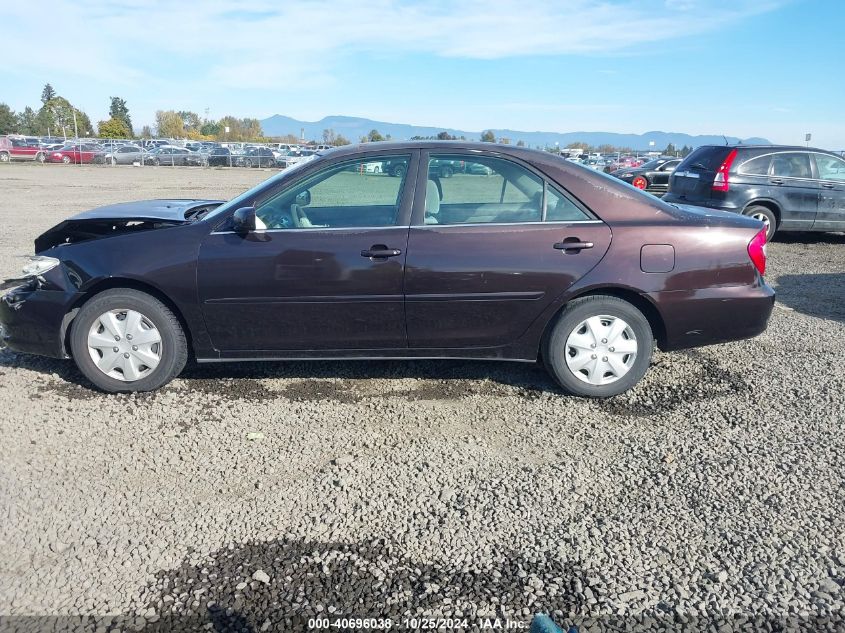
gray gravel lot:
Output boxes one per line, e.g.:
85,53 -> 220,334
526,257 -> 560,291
1,165 -> 844,631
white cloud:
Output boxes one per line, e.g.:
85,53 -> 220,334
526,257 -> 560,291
0,0 -> 784,81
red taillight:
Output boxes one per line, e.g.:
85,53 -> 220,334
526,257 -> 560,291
712,148 -> 738,192
747,228 -> 767,276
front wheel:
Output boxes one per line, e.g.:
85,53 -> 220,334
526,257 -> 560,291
62,155 -> 72,164
0,152 -> 9,163
69,289 -> 188,393
36,152 -> 47,163
544,295 -> 654,397
743,205 -> 777,240
391,164 -> 406,178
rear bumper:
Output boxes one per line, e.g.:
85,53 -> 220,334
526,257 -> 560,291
649,282 -> 775,351
0,282 -> 76,359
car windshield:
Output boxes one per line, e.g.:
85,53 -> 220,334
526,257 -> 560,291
637,159 -> 664,170
202,160 -> 314,222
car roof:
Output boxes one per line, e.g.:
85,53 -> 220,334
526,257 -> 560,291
319,139 -> 554,161
696,144 -> 838,155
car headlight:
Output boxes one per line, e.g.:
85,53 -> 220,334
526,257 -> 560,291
20,256 -> 60,277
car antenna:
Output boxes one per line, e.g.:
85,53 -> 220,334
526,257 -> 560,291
723,135 -> 729,145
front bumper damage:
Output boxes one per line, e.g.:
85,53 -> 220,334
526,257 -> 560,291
0,269 -> 79,359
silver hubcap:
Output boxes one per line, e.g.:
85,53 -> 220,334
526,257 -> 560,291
751,212 -> 771,231
565,315 -> 638,385
87,309 -> 162,382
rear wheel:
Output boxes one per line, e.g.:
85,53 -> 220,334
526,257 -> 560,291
631,175 -> 649,190
0,152 -> 9,163
36,152 -> 47,163
61,155 -> 72,164
743,205 -> 777,240
244,159 -> 253,168
70,289 -> 187,393
544,295 -> 653,397
391,164 -> 406,178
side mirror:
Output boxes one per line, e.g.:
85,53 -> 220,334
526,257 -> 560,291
295,190 -> 311,206
232,206 -> 256,234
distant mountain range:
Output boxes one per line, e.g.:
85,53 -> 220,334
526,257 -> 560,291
259,114 -> 770,150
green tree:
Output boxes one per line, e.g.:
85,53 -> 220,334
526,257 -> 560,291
334,134 -> 351,146
38,97 -> 92,137
367,129 -> 385,142
664,143 -> 676,155
597,144 -> 616,154
140,125 -> 153,138
178,111 -> 202,134
109,97 -> 133,136
322,128 -> 337,144
0,103 -> 17,134
41,83 -> 56,105
516,140 -> 525,147
480,130 -> 496,142
98,118 -> 131,138
566,141 -> 589,150
155,110 -> 185,138
436,131 -> 456,140
17,107 -> 38,134
200,120 -> 221,137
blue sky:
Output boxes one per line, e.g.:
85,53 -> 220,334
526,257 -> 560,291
1,0 -> 843,148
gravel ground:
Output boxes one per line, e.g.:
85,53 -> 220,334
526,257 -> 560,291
1,165 -> 844,632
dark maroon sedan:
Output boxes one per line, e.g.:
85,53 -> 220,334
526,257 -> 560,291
0,141 -> 774,397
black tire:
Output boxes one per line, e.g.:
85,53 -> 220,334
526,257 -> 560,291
36,152 -> 47,163
111,157 -> 117,165
153,158 -> 161,166
743,204 -> 777,240
0,152 -> 9,163
244,159 -> 253,168
544,295 -> 654,398
391,164 -> 406,178
62,155 -> 72,164
69,289 -> 188,393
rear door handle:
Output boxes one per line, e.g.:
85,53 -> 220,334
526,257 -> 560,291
821,182 -> 835,189
770,178 -> 784,185
554,239 -> 594,252
361,245 -> 402,258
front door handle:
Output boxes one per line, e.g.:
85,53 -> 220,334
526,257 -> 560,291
770,178 -> 784,185
821,182 -> 835,189
554,238 -> 594,252
361,244 -> 402,258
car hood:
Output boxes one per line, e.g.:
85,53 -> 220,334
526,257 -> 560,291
35,199 -> 224,252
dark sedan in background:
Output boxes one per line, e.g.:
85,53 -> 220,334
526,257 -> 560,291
0,141 -> 773,398
142,147 -> 204,167
234,147 -> 278,168
611,157 -> 681,194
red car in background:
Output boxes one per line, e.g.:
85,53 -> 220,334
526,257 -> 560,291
0,136 -> 48,163
47,144 -> 106,164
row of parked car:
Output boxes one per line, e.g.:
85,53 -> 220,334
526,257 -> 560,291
0,135 -> 322,169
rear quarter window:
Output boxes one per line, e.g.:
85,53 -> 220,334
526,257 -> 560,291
737,154 -> 771,175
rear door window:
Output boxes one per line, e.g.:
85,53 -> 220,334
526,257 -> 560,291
425,154 -> 543,225
770,153 -> 812,179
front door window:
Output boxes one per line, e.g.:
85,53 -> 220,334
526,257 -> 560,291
255,156 -> 411,229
